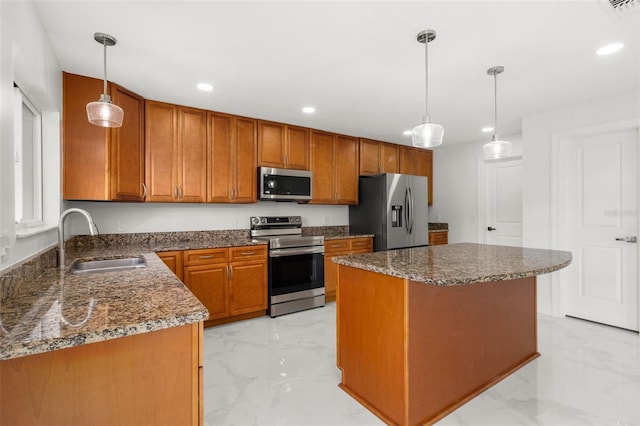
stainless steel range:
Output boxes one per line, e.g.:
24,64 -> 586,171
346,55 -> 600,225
250,216 -> 325,317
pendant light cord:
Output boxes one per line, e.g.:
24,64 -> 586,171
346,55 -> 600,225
424,36 -> 429,123
493,72 -> 498,136
102,39 -> 108,95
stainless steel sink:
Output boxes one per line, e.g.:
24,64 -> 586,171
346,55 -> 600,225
70,256 -> 147,274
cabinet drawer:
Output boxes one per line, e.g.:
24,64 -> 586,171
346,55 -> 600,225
229,245 -> 267,262
349,238 -> 372,251
429,231 -> 448,246
325,240 -> 349,253
183,248 -> 228,266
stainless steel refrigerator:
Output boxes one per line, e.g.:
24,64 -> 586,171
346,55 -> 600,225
349,173 -> 428,252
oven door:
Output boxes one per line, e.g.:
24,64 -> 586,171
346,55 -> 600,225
269,247 -> 324,297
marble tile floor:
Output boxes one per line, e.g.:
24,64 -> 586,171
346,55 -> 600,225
203,303 -> 640,425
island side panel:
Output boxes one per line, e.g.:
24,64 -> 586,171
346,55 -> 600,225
337,264 -> 408,425
0,323 -> 202,426
407,277 -> 539,425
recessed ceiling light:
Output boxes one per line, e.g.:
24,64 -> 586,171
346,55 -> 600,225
197,82 -> 213,92
302,106 -> 316,113
596,43 -> 623,56
403,130 -> 412,136
482,126 -> 494,133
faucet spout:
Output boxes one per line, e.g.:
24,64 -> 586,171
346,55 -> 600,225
58,208 -> 98,269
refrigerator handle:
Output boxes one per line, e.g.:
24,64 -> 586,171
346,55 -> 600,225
408,187 -> 414,234
404,188 -> 410,234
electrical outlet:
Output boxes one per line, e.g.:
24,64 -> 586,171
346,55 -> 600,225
322,216 -> 328,225
116,220 -> 126,232
230,217 -> 238,228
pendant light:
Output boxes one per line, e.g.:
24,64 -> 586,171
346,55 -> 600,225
411,29 -> 443,148
482,66 -> 511,159
86,32 -> 123,128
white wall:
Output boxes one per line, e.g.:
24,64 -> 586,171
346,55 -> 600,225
0,1 -> 61,270
523,92 -> 640,315
65,201 -> 348,234
430,134 -> 522,244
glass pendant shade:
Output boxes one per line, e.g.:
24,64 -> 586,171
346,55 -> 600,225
87,32 -> 123,128
411,121 -> 444,148
482,136 -> 511,160
87,94 -> 124,127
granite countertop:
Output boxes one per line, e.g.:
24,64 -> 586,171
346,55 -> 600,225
0,232 -> 268,361
323,233 -> 374,241
428,222 -> 448,231
332,242 -> 572,286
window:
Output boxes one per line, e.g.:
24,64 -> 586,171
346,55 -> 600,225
14,85 -> 43,230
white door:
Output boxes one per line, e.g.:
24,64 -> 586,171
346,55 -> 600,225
565,129 -> 638,331
486,159 -> 523,246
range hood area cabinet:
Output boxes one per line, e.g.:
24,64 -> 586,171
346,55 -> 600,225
144,101 -> 207,203
310,130 -> 359,205
62,72 -> 145,201
257,120 -> 310,171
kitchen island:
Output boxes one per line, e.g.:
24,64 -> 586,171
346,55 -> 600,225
333,243 -> 572,426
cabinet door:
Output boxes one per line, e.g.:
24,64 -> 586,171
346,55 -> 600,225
178,106 -> 207,203
349,237 -> 373,252
234,117 -> 257,203
145,100 -> 178,202
380,142 -> 399,174
399,146 -> 417,175
286,125 -> 310,170
229,260 -> 267,316
207,112 -> 233,202
157,250 -> 184,281
335,135 -> 359,205
110,84 -> 145,201
62,72 -> 109,200
324,252 -> 346,302
414,148 -> 433,205
258,120 -> 286,168
184,264 -> 229,320
310,130 -> 335,204
359,139 -> 381,175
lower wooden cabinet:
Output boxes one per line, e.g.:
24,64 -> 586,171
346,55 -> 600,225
324,237 -> 373,302
157,250 -> 184,281
0,323 -> 203,426
429,231 -> 449,246
183,246 -> 267,327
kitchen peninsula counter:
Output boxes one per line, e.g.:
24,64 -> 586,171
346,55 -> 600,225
333,243 -> 571,426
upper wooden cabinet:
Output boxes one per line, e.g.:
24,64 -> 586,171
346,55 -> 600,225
208,112 -> 257,203
258,120 -> 310,170
359,139 -> 399,176
145,101 -> 207,202
62,72 -> 145,201
310,130 -> 359,205
399,146 -> 433,205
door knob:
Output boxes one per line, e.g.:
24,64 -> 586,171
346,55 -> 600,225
615,236 -> 637,243
487,227 -> 496,231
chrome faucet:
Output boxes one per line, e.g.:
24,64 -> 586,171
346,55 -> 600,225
58,208 -> 98,269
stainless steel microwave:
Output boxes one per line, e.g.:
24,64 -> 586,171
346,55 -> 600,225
259,167 -> 313,202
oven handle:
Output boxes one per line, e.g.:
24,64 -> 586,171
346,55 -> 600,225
270,246 -> 325,257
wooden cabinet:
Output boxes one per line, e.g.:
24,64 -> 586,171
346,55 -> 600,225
145,101 -> 207,202
359,139 -> 399,175
429,231 -> 449,246
0,323 -> 203,426
324,237 -> 373,302
399,146 -> 434,205
258,120 -> 310,170
157,250 -> 184,281
208,112 -> 257,203
183,246 -> 267,327
62,72 -> 145,201
310,130 -> 359,205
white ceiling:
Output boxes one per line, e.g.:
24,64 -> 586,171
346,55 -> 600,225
34,0 -> 640,146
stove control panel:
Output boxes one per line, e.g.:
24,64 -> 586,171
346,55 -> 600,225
250,216 -> 302,229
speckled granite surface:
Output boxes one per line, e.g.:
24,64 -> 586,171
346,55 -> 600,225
428,222 -> 449,231
333,243 -> 571,286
